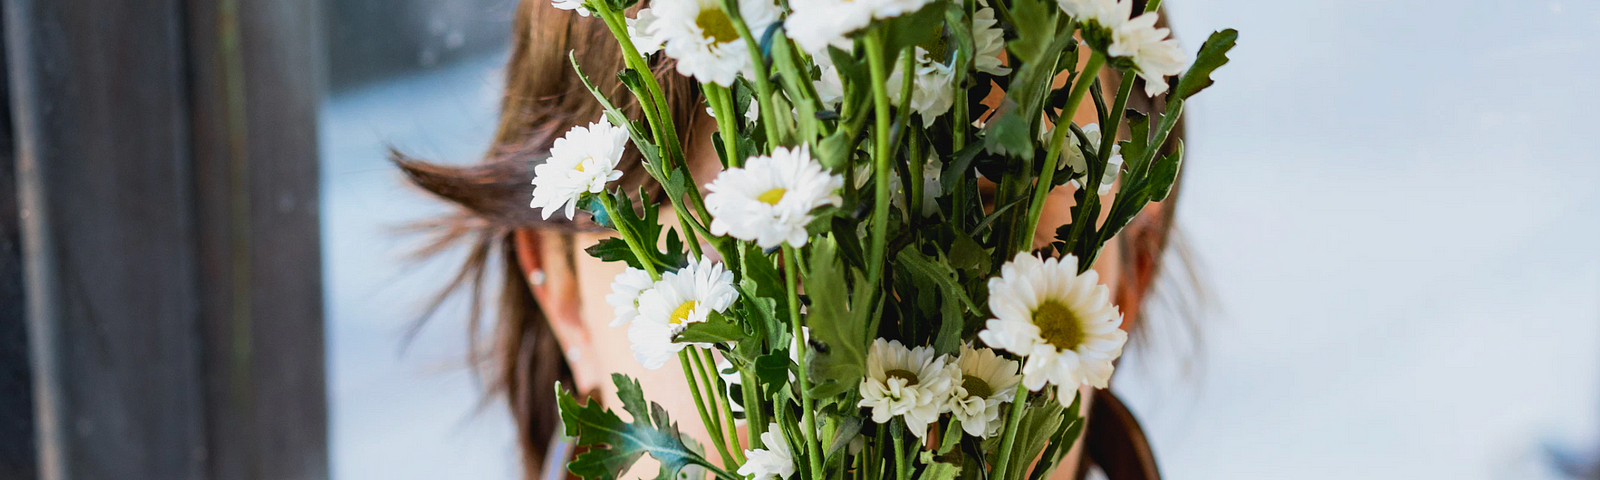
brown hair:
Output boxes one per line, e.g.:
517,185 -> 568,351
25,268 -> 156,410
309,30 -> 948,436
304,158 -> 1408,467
394,0 -> 1186,477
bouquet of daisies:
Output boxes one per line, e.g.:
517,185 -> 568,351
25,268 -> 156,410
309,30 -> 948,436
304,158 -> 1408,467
532,0 -> 1235,479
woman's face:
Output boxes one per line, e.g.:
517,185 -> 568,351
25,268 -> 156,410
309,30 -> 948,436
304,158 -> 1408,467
519,93 -> 1129,479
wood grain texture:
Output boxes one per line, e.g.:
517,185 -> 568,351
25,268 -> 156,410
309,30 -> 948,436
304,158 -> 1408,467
5,0 -> 327,477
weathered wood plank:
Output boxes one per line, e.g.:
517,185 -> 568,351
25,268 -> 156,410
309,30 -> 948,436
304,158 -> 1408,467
187,0 -> 329,478
5,0 -> 207,478
0,2 -> 39,477
6,0 -> 328,477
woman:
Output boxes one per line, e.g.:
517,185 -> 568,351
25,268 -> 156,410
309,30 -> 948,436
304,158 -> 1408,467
396,0 -> 1186,478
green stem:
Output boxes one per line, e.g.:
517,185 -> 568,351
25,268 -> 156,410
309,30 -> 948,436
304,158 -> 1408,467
740,366 -> 765,450
892,421 -> 909,480
772,37 -> 823,145
721,0 -> 781,151
707,83 -> 743,167
990,382 -> 1032,480
908,126 -> 925,220
599,193 -> 661,280
694,348 -> 746,463
783,244 -> 824,480
864,30 -> 894,289
1023,52 -> 1105,253
681,350 -> 737,467
892,46 -> 914,160
1144,0 -> 1163,13
594,7 -> 716,264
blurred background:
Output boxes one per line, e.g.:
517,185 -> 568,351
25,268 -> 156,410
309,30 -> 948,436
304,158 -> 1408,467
3,0 -> 1596,479
318,0 -> 1600,479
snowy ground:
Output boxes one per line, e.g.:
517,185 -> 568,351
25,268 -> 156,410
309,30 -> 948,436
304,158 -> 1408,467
320,2 -> 1600,479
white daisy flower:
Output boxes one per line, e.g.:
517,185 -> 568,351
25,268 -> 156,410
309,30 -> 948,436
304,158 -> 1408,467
1057,0 -> 1128,30
949,345 -> 1022,438
705,145 -> 843,248
1109,12 -> 1187,97
972,1 -> 1012,75
551,0 -> 590,17
886,48 -> 957,128
627,9 -> 664,55
1059,0 -> 1188,97
530,119 -> 628,219
628,259 -> 740,369
1060,123 -> 1123,195
816,65 -> 846,109
977,253 -> 1127,405
858,339 -> 959,437
737,423 -> 795,480
605,267 -> 655,327
873,0 -> 936,18
786,0 -> 873,55
646,0 -> 780,86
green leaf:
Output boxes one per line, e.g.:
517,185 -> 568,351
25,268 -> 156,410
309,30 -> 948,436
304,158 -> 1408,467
981,108 -> 1033,160
558,375 -> 708,480
1117,110 -> 1152,178
662,228 -> 689,269
1004,0 -> 1059,66
940,141 -> 985,193
804,235 -> 875,399
585,237 -> 646,269
1173,29 -> 1239,101
1005,397 -> 1066,477
897,249 -> 980,355
915,456 -> 962,480
674,312 -> 746,344
1147,139 -> 1184,202
946,232 -> 992,276
754,352 -> 793,388
881,2 -> 950,67
1028,392 -> 1085,480
824,416 -> 864,461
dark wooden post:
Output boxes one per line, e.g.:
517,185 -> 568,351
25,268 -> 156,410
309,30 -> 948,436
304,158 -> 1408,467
3,0 -> 328,478
0,3 -> 37,478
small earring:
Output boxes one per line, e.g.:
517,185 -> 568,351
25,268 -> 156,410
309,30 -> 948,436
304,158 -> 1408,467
529,268 -> 546,286
565,346 -> 582,363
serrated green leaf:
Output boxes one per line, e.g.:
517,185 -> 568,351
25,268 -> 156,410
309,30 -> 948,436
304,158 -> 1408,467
882,2 -> 950,67
754,351 -> 793,388
898,249 -> 979,356
940,141 -> 985,193
557,375 -> 708,480
1174,29 -> 1238,101
1004,397 -> 1065,478
804,235 -> 875,398
674,312 -> 746,344
982,108 -> 1034,160
585,237 -> 646,269
1004,0 -> 1059,67
1147,139 -> 1183,201
916,457 -> 962,480
1028,392 -> 1084,480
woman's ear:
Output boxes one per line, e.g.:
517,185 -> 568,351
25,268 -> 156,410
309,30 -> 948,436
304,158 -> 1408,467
513,229 -> 604,395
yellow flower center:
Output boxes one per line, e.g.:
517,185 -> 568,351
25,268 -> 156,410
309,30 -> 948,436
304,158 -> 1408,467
695,8 -> 739,44
960,375 -> 993,399
756,188 -> 787,205
919,27 -> 951,63
885,369 -> 920,386
1033,301 -> 1085,350
669,300 -> 700,324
